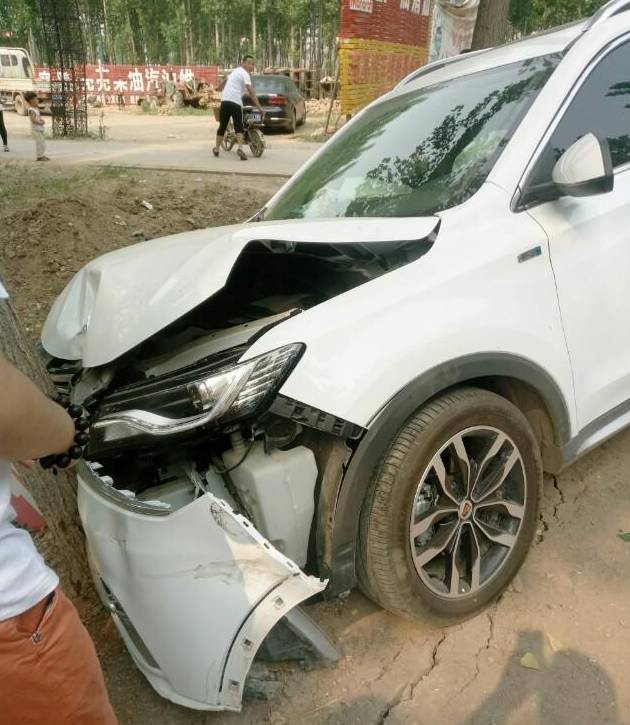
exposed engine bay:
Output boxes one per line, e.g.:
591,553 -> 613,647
41,224 -> 437,711
46,235 -> 432,568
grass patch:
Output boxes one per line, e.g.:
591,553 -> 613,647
0,163 -> 135,207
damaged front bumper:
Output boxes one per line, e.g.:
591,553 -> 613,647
77,460 -> 329,711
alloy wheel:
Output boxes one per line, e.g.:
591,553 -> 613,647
409,426 -> 527,599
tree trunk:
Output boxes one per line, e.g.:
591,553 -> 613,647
471,0 -> 510,50
0,293 -> 93,604
102,0 -> 111,62
252,2 -> 257,54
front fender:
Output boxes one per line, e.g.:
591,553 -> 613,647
320,353 -> 572,597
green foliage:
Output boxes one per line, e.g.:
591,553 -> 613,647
0,1 -> 611,70
510,0 -> 609,34
0,0 -> 340,72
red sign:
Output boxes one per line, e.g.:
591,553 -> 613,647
341,0 -> 433,46
340,0 -> 434,114
34,62 -> 219,107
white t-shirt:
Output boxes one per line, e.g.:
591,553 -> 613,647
222,66 -> 252,107
28,106 -> 43,132
0,282 -> 58,620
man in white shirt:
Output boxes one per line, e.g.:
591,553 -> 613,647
213,55 -> 264,161
0,281 -> 116,724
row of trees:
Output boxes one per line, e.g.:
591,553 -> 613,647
0,0 -> 611,70
1,0 -> 340,71
472,0 -> 608,50
509,0 -> 610,34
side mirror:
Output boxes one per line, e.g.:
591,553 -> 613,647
517,132 -> 614,209
552,132 -> 614,198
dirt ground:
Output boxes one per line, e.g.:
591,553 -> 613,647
2,163 -> 630,725
0,162 -> 284,338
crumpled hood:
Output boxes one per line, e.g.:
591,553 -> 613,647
42,216 -> 438,367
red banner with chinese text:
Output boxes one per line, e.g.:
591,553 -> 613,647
34,62 -> 219,107
339,0 -> 434,115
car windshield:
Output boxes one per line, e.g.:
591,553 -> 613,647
265,54 -> 560,220
252,76 -> 288,94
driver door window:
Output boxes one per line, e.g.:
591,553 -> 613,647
529,39 -> 630,189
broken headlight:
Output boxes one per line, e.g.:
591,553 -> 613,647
92,343 -> 304,444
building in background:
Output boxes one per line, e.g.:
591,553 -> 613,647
339,0 -> 479,116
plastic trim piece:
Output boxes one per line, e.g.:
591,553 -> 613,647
78,461 -> 172,516
270,396 -> 365,439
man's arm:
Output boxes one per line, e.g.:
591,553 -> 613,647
0,354 -> 74,461
245,84 -> 264,113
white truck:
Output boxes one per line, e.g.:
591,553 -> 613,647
0,47 -> 51,114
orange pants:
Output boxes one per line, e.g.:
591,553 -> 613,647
0,587 -> 117,724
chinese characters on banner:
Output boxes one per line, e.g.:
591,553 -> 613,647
34,62 -> 219,107
340,0 -> 434,115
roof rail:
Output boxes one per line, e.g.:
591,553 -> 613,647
586,0 -> 630,30
397,47 -> 491,88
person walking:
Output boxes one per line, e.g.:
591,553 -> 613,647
213,55 -> 264,161
0,99 -> 8,152
0,281 -> 117,724
24,90 -> 48,161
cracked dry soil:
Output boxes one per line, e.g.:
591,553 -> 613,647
101,429 -> 630,725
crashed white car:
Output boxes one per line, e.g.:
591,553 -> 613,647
42,1 -> 630,711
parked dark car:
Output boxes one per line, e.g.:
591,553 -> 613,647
244,74 -> 307,133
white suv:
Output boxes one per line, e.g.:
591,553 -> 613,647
42,0 -> 630,712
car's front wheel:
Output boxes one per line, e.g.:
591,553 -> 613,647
358,387 -> 541,622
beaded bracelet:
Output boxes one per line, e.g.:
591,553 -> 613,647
39,395 -> 90,474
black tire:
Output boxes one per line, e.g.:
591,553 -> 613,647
287,109 -> 297,134
224,135 -> 236,151
358,387 -> 541,623
13,93 -> 27,116
249,129 -> 265,157
297,107 -> 306,127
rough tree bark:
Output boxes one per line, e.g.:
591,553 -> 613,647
471,0 -> 510,50
0,288 -> 92,603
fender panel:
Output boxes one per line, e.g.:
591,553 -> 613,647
323,352 -> 572,596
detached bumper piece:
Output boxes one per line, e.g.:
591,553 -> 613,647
78,462 -> 333,712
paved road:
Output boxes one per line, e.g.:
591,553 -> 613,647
3,112 -> 321,177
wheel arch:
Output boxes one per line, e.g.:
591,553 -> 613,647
321,352 -> 572,596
